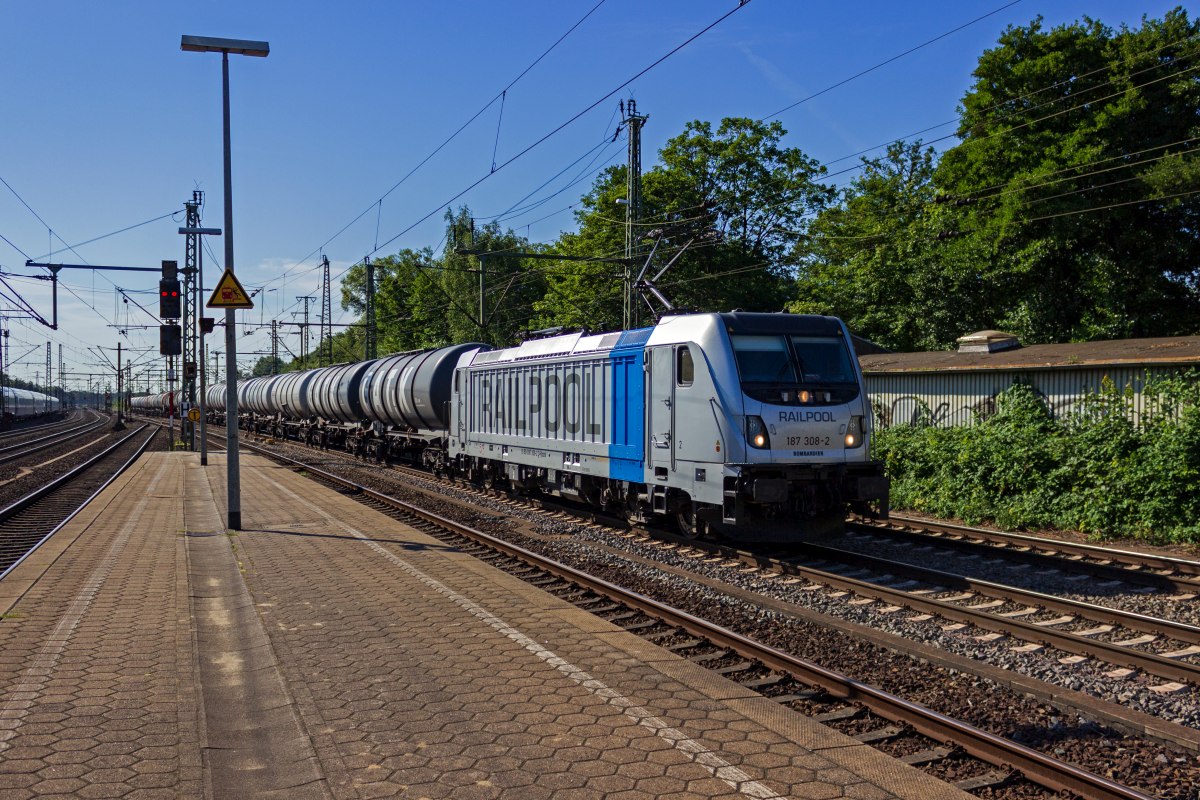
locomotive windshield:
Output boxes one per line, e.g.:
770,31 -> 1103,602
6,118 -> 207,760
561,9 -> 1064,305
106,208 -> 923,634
730,334 -> 859,405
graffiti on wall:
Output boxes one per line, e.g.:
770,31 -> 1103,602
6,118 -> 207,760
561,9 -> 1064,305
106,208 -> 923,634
872,387 -> 1085,429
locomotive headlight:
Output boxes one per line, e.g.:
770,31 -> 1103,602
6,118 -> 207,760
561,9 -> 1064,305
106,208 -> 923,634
798,390 -> 811,404
746,415 -> 770,449
844,415 -> 864,448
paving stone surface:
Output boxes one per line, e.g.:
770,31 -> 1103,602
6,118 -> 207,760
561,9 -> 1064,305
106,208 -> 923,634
0,451 -> 972,800
0,453 -> 203,799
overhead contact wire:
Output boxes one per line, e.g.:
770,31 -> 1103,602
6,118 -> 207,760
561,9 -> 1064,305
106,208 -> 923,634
261,0 -> 610,292
371,0 -> 754,259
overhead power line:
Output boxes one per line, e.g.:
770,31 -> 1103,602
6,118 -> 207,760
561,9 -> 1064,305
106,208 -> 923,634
762,0 -> 1023,121
272,1 -> 753,332
260,0 -> 611,293
370,0 -> 754,261
27,209 -> 183,262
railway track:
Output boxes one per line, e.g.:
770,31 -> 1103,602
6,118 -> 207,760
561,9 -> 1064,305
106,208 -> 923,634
0,425 -> 158,577
214,433 -> 1180,800
790,540 -> 1200,682
218,427 -> 1200,692
0,413 -> 113,467
853,514 -> 1200,594
0,409 -> 94,446
375,456 -> 1200,688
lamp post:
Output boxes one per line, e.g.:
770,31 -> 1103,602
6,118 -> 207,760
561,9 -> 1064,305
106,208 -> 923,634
181,34 -> 268,530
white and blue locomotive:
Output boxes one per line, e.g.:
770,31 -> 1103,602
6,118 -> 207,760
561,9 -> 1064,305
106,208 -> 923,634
448,312 -> 887,537
173,312 -> 888,538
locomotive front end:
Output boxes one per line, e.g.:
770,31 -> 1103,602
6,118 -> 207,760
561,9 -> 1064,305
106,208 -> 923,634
717,313 -> 889,536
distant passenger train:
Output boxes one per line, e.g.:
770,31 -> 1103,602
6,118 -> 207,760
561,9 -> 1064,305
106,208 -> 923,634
134,312 -> 889,539
2,387 -> 62,424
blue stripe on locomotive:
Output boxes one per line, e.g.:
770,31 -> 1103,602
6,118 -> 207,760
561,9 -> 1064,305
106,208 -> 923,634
608,327 -> 652,482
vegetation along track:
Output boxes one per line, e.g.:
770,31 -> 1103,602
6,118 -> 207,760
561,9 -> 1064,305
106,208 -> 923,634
209,430 -> 1196,799
0,424 -> 158,577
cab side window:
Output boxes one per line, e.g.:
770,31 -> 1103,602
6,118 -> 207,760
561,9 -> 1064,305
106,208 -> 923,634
676,346 -> 694,386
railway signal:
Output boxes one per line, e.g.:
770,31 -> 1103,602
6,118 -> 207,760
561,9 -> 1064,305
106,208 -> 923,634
159,324 -> 182,356
159,280 -> 182,319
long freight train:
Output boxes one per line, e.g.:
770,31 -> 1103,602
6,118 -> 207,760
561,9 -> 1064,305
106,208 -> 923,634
133,312 -> 889,538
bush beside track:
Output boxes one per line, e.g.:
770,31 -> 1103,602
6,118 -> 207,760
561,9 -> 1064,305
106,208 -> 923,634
873,376 -> 1200,544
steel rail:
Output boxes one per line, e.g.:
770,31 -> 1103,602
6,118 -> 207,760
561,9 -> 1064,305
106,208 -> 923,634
800,541 -> 1200,644
791,542 -> 1200,684
868,514 -> 1200,585
0,410 -> 86,442
0,425 -> 152,526
0,419 -> 112,464
234,438 -> 1156,800
0,425 -> 157,581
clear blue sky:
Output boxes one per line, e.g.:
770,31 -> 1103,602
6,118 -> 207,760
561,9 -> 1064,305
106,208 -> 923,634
0,0 -> 1183,393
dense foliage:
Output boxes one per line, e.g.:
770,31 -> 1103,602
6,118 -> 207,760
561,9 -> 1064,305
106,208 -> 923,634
873,379 -> 1200,543
795,8 -> 1200,350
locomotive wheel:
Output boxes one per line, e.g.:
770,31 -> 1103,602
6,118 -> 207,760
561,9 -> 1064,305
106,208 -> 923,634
675,503 -> 707,539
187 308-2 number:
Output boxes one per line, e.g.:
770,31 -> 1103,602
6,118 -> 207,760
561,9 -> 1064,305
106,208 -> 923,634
786,435 -> 830,447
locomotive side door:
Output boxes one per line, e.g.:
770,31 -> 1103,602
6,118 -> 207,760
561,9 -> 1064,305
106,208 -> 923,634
647,346 -> 676,479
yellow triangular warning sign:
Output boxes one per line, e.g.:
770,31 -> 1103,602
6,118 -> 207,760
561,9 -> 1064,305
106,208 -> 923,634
207,268 -> 254,309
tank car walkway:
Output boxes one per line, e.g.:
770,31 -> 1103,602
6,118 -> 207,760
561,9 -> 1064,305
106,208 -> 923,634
0,452 -> 969,800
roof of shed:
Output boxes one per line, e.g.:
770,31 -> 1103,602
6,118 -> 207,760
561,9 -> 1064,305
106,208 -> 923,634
859,335 -> 1200,373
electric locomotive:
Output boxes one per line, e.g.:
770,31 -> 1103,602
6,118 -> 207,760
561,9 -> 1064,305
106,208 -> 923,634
449,312 -> 887,538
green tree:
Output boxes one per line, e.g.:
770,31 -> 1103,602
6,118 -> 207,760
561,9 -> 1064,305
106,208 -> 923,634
340,208 -> 545,351
935,8 -> 1200,342
795,141 -> 936,349
249,355 -> 286,377
799,9 -> 1200,350
535,117 -> 832,329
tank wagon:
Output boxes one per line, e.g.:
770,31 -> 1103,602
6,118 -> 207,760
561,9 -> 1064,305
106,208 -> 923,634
197,312 -> 890,539
130,390 -> 181,416
2,387 -> 62,423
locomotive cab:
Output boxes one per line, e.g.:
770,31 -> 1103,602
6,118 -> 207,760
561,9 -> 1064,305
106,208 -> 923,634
644,313 -> 888,539
722,314 -> 888,535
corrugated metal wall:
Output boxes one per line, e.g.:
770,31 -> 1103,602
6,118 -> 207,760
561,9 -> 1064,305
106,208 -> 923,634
865,366 -> 1181,428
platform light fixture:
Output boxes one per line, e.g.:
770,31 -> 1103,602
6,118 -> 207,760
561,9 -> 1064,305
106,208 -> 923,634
181,34 -> 269,531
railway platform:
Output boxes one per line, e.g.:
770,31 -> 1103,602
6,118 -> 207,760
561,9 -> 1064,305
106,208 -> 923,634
0,451 -> 971,800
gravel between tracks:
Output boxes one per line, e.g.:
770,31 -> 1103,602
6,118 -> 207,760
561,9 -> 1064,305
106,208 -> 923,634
0,428 -> 145,507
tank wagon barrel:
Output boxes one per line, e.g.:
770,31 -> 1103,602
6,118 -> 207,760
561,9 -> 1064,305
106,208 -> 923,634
360,343 -> 483,430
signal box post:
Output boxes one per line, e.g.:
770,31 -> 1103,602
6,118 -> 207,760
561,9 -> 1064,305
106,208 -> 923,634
179,225 -> 222,466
